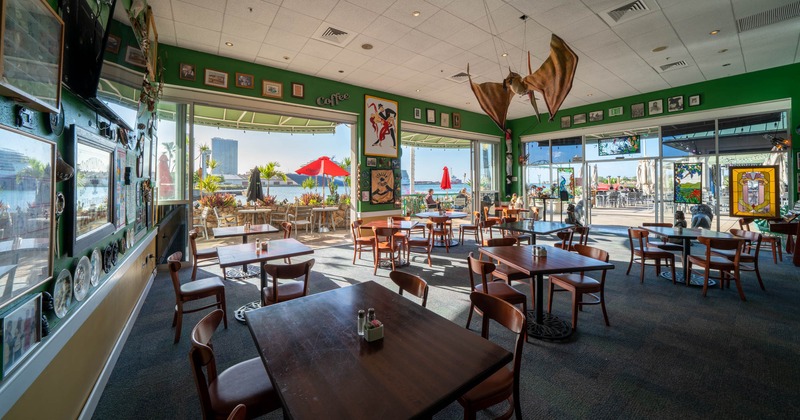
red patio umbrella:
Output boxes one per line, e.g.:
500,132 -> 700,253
440,166 -> 452,192
295,156 -> 349,202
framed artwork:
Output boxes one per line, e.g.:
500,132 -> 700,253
124,46 -> 147,68
560,116 -> 570,128
370,169 -> 395,205
1,294 -> 42,378
689,95 -> 701,106
204,69 -> 229,89
291,82 -> 304,98
366,157 -> 377,167
106,34 -> 121,54
179,63 -> 196,81
440,112 -> 450,127
235,73 -> 254,89
364,95 -> 398,157
598,136 -> 640,156
797,173 -> 800,193
573,113 -> 586,124
674,163 -> 702,204
631,103 -> 645,118
0,126 -> 55,310
608,106 -> 623,117
426,108 -> 435,123
262,80 -> 282,98
589,110 -> 603,122
414,108 -> 421,120
668,96 -> 684,112
648,99 -> 663,115
115,148 -> 127,229
797,152 -> 800,169
452,112 -> 461,129
361,191 -> 369,201
729,165 -> 780,218
556,168 -> 575,197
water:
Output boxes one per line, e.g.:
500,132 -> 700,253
224,183 -> 472,204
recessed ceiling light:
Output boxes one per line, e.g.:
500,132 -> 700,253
709,29 -> 720,35
722,63 -> 731,67
412,11 -> 421,17
652,46 -> 667,52
718,48 -> 728,53
466,102 -> 471,105
283,56 -> 291,60
415,89 -> 420,92
338,70 -> 344,73
225,42 -> 234,46
361,43 -> 373,50
501,52 -> 508,57
587,93 -> 593,97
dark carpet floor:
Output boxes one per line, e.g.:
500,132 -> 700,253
92,231 -> 800,419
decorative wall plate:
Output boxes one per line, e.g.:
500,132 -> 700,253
55,192 -> 66,216
90,248 -> 102,286
73,256 -> 91,301
49,107 -> 65,136
103,245 -> 113,273
53,269 -> 73,318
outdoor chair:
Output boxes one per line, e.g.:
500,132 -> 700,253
261,259 -> 315,306
554,229 -> 574,251
190,310 -> 281,419
458,292 -> 525,420
688,236 -> 745,300
167,252 -> 227,343
548,245 -> 611,330
269,204 -> 290,226
405,213 -> 427,238
350,220 -> 374,264
280,222 -> 293,263
189,230 -> 221,281
389,271 -> 429,307
465,252 -> 527,331
406,222 -> 433,266
192,207 -> 210,239
738,217 -> 782,263
626,228 -> 677,284
288,206 -> 314,236
212,207 -> 237,229
429,216 -> 453,253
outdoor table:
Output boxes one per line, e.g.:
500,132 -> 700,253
363,220 -> 419,267
639,226 -> 736,286
415,211 -> 468,247
245,281 -> 512,419
312,206 -> 338,232
212,224 -> 280,278
495,220 -> 572,244
479,244 -> 614,340
217,238 -> 314,322
236,207 -> 272,225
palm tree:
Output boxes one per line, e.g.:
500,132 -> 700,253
339,157 -> 351,196
258,162 -> 287,196
301,177 -> 316,190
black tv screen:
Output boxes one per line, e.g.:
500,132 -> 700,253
61,0 -> 117,100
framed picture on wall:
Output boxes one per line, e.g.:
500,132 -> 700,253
729,165 -> 780,218
452,112 -> 461,129
364,95 -> 398,157
366,157 -> 377,167
204,69 -> 228,89
179,63 -> 196,81
589,110 -> 603,122
262,80 -> 282,98
631,103 -> 645,118
573,113 -> 586,124
370,169 -> 395,204
291,82 -> 304,98
1,294 -> 42,378
440,112 -> 450,127
560,116 -> 570,128
235,73 -> 254,89
124,46 -> 147,68
648,99 -> 663,115
414,108 -> 422,120
668,96 -> 684,112
689,95 -> 701,106
426,108 -> 435,123
105,34 -> 121,54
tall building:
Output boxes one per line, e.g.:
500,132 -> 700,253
211,137 -> 238,175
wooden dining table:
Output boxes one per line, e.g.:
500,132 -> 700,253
480,244 -> 614,340
217,238 -> 314,321
245,281 -> 512,419
236,207 -> 272,225
639,226 -> 735,286
495,220 -> 572,244
212,223 -> 280,278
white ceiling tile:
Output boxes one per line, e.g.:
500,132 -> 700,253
326,1 -> 379,33
257,43 -> 300,63
394,30 -> 439,52
343,34 -> 391,55
287,53 -> 329,73
343,68 -> 382,85
384,0 -> 442,28
659,66 -> 706,87
153,17 -> 176,40
182,42 -> 219,56
172,1 -> 224,31
331,49 -> 372,67
181,0 -> 226,13
420,41 -> 463,62
360,57 -> 396,74
218,36 -> 263,57
375,46 -> 418,66
221,50 -> 258,64
149,1 -> 173,20
532,1 -> 596,33
281,0 -> 338,21
222,15 -> 269,43
571,30 -> 621,54
362,16 -> 414,44
271,8 -> 322,37
612,11 -> 671,40
300,39 -> 343,61
416,10 -> 468,39
253,57 -> 290,69
390,66 -> 422,80
446,26 -> 492,51
318,61 -> 358,81
471,4 -> 525,35
224,0 -> 279,24
403,53 -> 440,72
345,0 -> 395,15
265,28 -> 309,52
174,22 -> 220,47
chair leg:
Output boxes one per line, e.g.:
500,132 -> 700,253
702,266 -> 710,297
465,304 -> 474,329
191,261 -> 198,281
776,239 -> 782,262
571,290 -> 579,330
639,257 -> 645,284
626,255 -> 633,275
220,292 -> 228,329
373,249 -> 379,275
600,289 -> 610,326
173,307 -> 182,344
670,257 -> 676,285
732,269 -> 746,301
754,260 -> 765,291
547,281 -> 554,313
352,246 -> 357,264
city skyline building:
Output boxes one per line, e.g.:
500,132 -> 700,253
211,137 -> 238,175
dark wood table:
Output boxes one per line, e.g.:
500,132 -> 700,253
217,238 -> 314,321
639,226 -> 735,286
362,220 -> 419,267
480,244 -> 614,340
416,211 -> 468,247
495,220 -> 572,244
245,281 -> 512,419
213,224 -> 280,278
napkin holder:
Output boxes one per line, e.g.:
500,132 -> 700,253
364,324 -> 384,342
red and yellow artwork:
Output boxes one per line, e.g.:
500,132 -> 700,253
729,165 -> 779,218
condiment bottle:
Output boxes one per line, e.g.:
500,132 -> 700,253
357,310 -> 365,336
367,308 -> 375,324
255,239 -> 261,254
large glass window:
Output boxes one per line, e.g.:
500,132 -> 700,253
156,102 -> 187,202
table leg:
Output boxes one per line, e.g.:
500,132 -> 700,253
525,273 -> 572,340
225,235 -> 260,279
658,237 -> 715,287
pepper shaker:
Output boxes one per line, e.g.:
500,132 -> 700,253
357,310 -> 365,336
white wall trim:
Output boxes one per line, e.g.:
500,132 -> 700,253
358,209 -> 405,218
402,121 -> 502,143
0,229 -> 158,417
521,99 -> 792,142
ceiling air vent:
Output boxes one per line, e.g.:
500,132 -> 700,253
599,0 -> 657,26
447,71 -> 471,83
658,60 -> 688,72
737,1 -> 800,33
312,23 -> 355,47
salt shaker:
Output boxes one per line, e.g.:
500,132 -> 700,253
357,310 -> 365,336
255,239 -> 261,254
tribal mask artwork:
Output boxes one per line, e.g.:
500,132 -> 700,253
468,34 -> 578,130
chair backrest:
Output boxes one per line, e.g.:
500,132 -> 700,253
485,237 -> 518,247
500,216 -> 517,223
730,228 -> 761,257
627,228 -> 649,254
573,226 -> 590,246
212,207 -> 229,227
738,217 -> 755,231
189,231 -> 200,257
190,309 -> 224,419
698,236 -> 742,263
281,221 -> 293,238
262,259 -> 316,302
167,252 -> 185,299
573,245 -> 610,284
556,229 -> 575,249
389,271 -> 429,307
467,252 -> 495,292
391,216 -> 407,222
469,292 -> 524,406
429,216 -> 449,225
454,197 -> 467,207
227,404 -> 246,420
351,220 -> 363,240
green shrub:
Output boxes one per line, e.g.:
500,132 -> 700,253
198,193 -> 237,208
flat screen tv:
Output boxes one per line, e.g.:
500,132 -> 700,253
598,136 -> 640,156
60,0 -> 117,100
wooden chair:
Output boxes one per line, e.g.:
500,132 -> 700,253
261,259 -> 315,306
429,216 -> 453,253
350,220 -> 374,264
483,237 -> 531,288
688,236 -> 744,300
478,218 -> 499,246
499,217 -> 531,245
404,212 -> 427,237
406,223 -> 433,266
642,222 -> 683,252
280,222 -> 293,263
626,228 -> 676,284
459,292 -> 524,420
227,404 -> 246,420
739,217 -> 782,263
553,229 -> 574,251
389,271 -> 429,307
390,216 -> 410,252
167,252 -> 226,344
190,230 -> 221,281
548,245 -> 611,330
372,227 -> 404,274
483,206 -> 501,223
465,252 -> 527,331
458,211 -> 481,244
562,226 -> 590,251
190,310 -> 281,419
718,229 -> 766,292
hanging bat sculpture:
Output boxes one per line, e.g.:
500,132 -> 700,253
468,34 -> 578,130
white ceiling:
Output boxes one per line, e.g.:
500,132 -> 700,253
124,0 -> 800,119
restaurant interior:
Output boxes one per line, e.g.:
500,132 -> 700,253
1,0 -> 799,419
